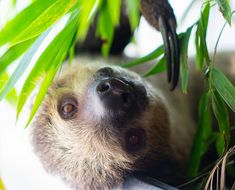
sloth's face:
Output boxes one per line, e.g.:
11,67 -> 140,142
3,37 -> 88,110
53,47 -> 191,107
32,62 -> 171,188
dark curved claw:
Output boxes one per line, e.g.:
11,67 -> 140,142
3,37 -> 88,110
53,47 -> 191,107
140,0 -> 180,90
158,17 -> 172,83
159,16 -> 180,90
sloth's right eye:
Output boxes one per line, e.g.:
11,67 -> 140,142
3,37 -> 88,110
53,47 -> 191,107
58,97 -> 78,120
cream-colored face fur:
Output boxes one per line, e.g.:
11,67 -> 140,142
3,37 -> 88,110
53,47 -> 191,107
31,61 -> 176,190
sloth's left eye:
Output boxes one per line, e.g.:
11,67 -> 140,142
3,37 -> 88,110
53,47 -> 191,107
58,97 -> 78,120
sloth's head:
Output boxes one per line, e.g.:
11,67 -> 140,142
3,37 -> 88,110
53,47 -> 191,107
32,61 -> 172,189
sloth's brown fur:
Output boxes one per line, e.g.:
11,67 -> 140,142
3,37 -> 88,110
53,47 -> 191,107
31,53 -> 235,190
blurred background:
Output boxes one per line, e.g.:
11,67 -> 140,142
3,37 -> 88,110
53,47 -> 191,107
0,0 -> 234,189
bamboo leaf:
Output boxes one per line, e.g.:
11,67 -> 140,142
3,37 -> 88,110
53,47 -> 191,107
126,0 -> 140,31
0,178 -> 5,190
215,0 -> 232,25
188,92 -> 212,178
195,1 -> 210,69
12,0 -> 77,45
143,56 -> 166,77
0,39 -> 35,76
0,72 -> 18,106
0,0 -> 55,46
212,90 -> 230,155
77,0 -> 97,40
0,30 -> 50,102
212,69 -> 235,112
25,63 -> 60,128
25,20 -> 77,127
216,133 -> 226,156
195,26 -> 202,69
108,0 -> 121,26
179,26 -> 193,93
18,12 -> 79,120
11,0 -> 17,6
122,45 -> 164,68
97,0 -> 114,56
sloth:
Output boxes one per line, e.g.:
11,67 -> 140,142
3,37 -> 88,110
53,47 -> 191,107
28,0 -> 235,189
30,53 -> 235,190
31,56 -> 197,190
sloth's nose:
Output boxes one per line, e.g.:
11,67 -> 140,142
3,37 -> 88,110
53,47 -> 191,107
95,77 -> 135,110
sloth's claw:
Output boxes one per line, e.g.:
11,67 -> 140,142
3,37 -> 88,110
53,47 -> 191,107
159,17 -> 180,90
158,17 -> 172,83
140,0 -> 180,90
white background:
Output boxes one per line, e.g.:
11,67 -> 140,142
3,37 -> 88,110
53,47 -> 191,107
0,0 -> 235,190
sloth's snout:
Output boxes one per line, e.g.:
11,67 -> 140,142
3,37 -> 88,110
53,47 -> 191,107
95,77 -> 135,110
89,67 -> 149,122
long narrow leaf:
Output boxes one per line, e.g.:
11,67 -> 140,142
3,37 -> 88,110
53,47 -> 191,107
0,30 -> 50,101
25,16 -> 78,127
12,0 -> 77,45
143,56 -> 166,77
215,133 -> 226,156
195,1 -> 210,69
188,92 -> 212,178
212,90 -> 230,155
212,69 -> 235,112
0,72 -> 18,106
97,0 -> 114,56
108,0 -> 121,26
0,178 -> 5,190
126,0 -> 140,31
17,12 -> 79,119
76,0 -> 97,40
0,39 -> 35,76
122,45 -> 164,68
179,26 -> 193,93
0,0 -> 55,46
215,0 -> 232,25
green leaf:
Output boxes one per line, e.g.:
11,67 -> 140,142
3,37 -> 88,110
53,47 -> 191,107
25,22 -> 77,127
195,25 -> 202,69
179,26 -> 193,93
143,56 -> 166,77
195,1 -> 210,69
0,30 -> 50,102
0,0 -> 55,46
0,178 -> 5,190
18,12 -> 79,121
215,0 -> 232,25
216,133 -> 226,156
77,0 -> 97,40
0,72 -> 18,106
12,0 -> 77,45
97,0 -> 114,56
0,39 -> 35,76
122,45 -> 164,68
25,64 -> 58,128
212,90 -> 230,155
11,0 -> 17,6
212,91 -> 230,150
188,92 -> 212,178
126,0 -> 140,31
108,0 -> 121,26
212,69 -> 235,112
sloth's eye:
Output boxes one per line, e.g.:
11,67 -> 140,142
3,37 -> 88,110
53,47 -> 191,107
58,97 -> 78,120
125,128 -> 145,153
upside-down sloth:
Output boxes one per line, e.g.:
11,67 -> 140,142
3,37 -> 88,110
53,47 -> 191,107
30,1 -> 235,189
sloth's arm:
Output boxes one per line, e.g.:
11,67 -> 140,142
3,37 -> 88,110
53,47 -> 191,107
76,0 -> 180,89
140,0 -> 179,90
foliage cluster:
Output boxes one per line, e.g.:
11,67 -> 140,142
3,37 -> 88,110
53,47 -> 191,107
0,0 -> 234,188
